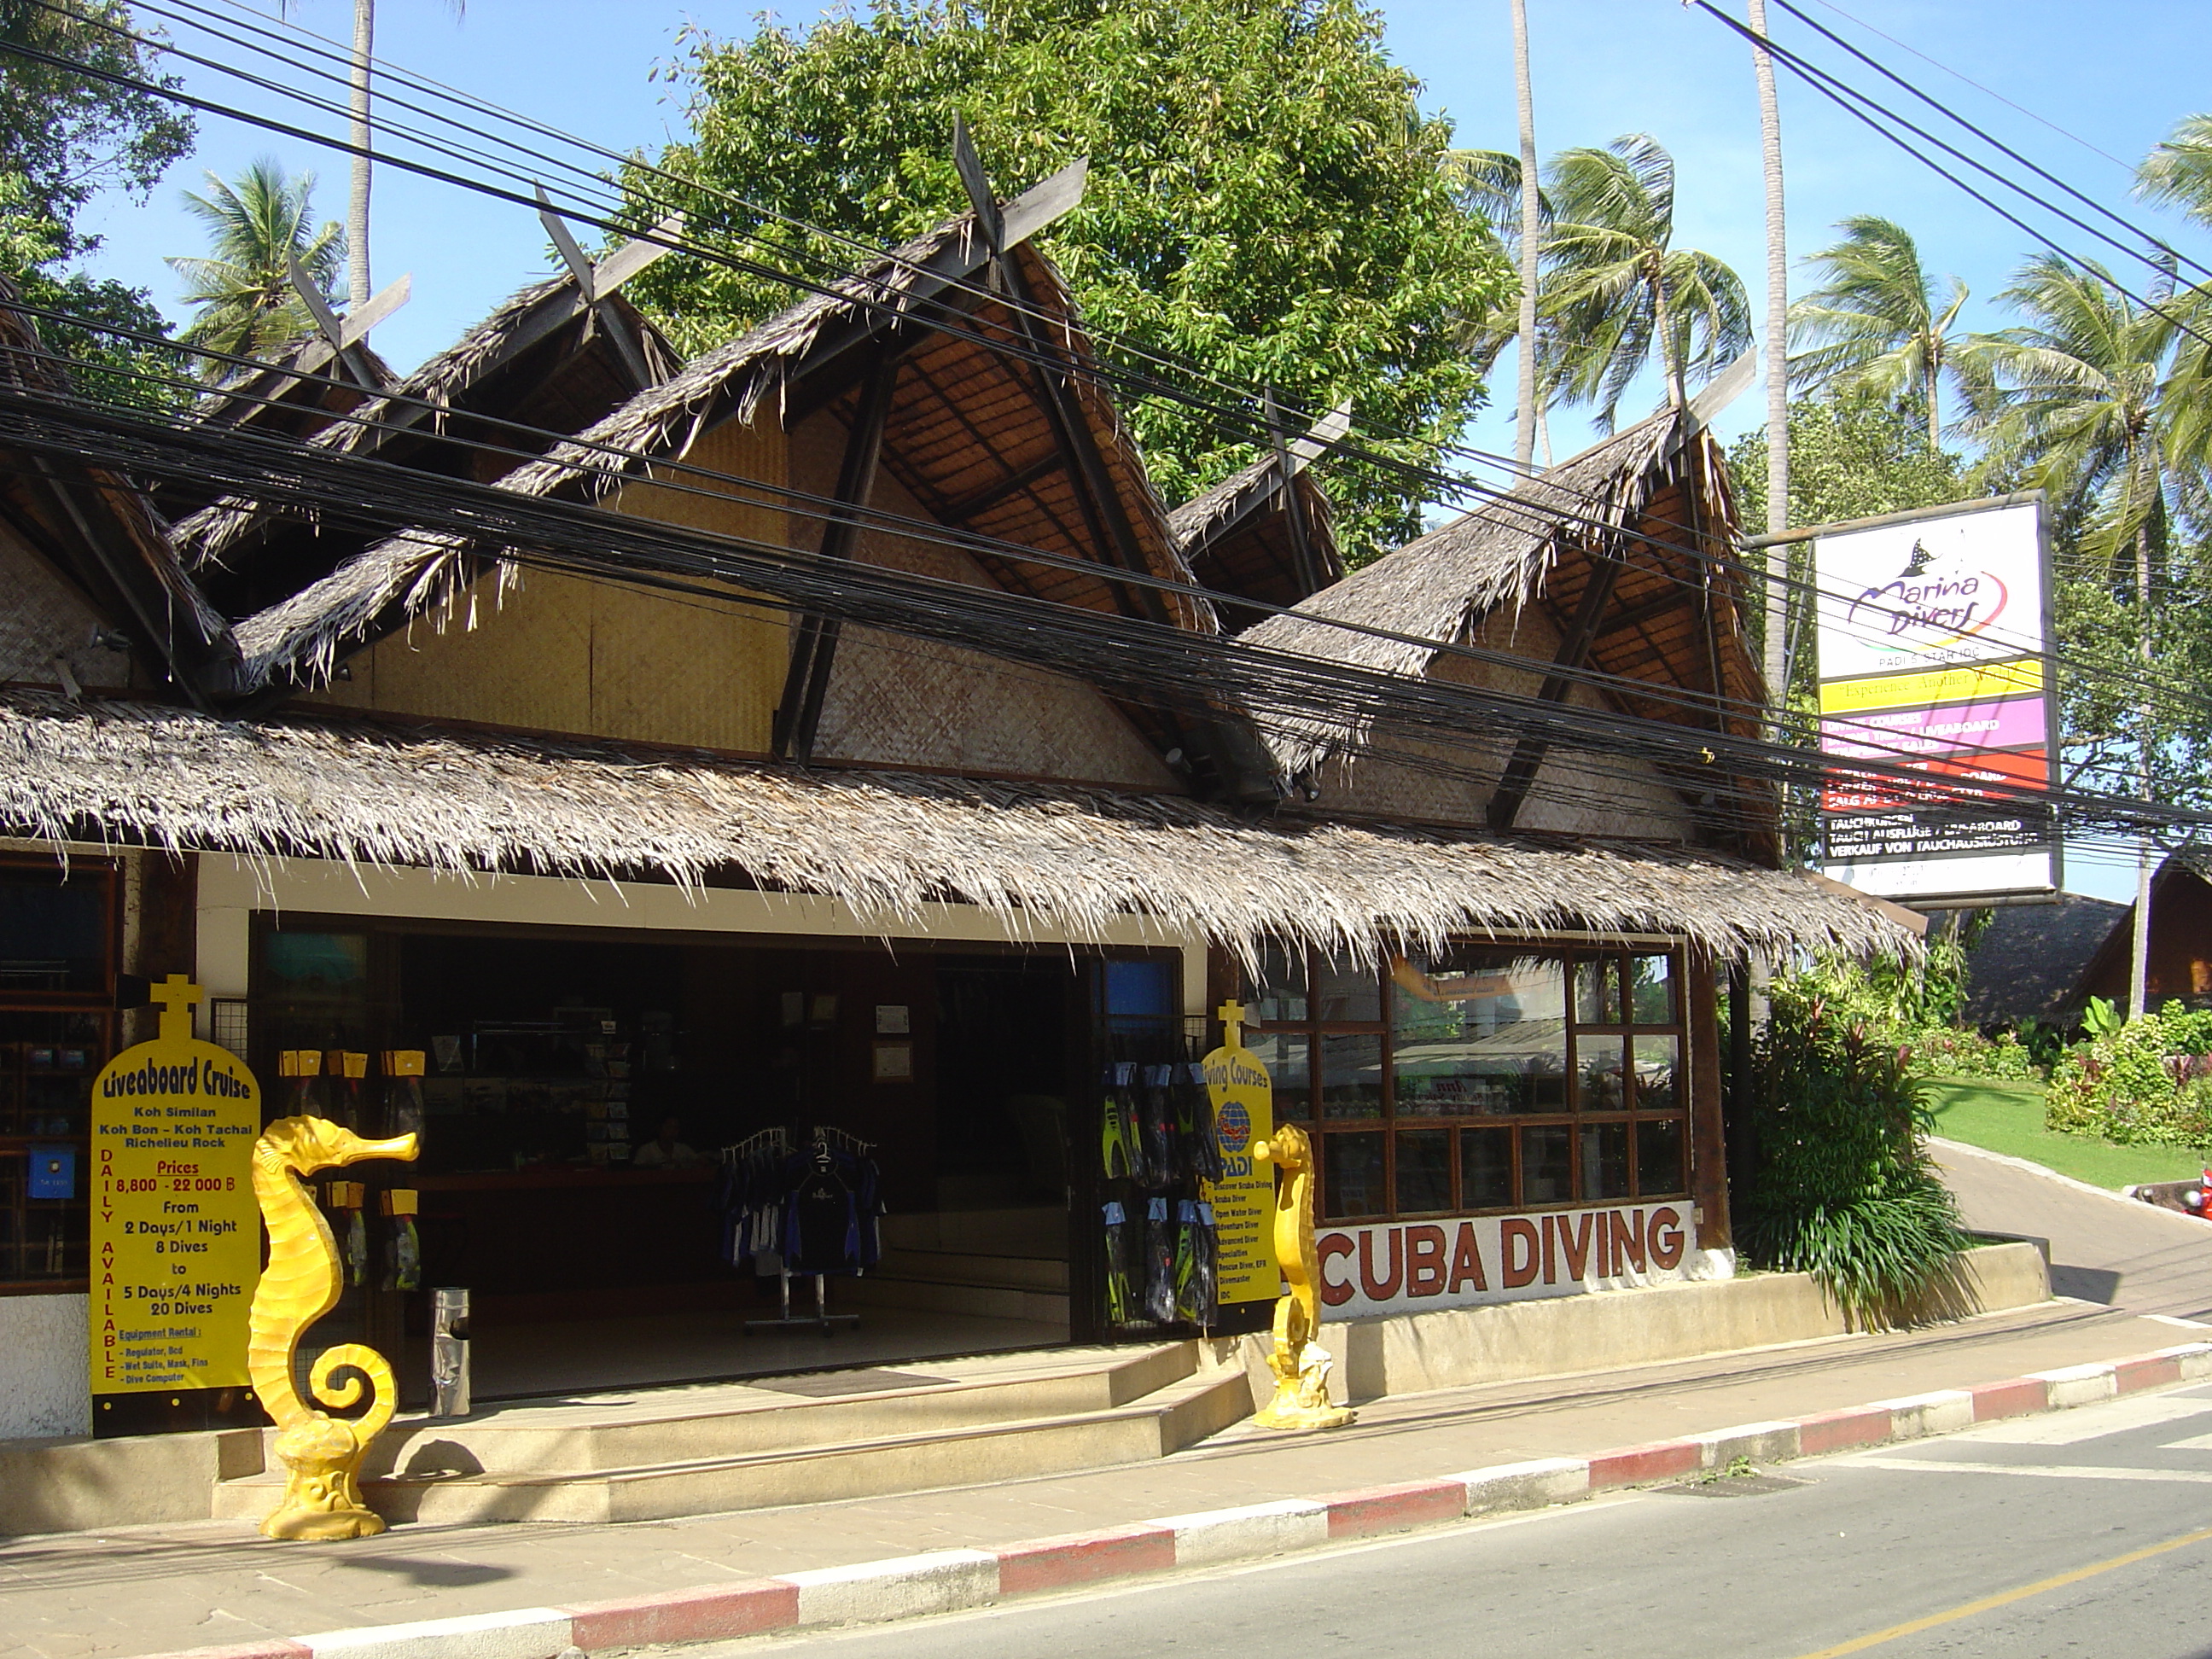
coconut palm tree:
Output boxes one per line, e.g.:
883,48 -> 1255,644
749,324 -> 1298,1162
166,158 -> 344,372
1509,0 -> 1540,472
1788,216 -> 1975,448
1968,253 -> 2196,1017
1537,134 -> 1750,431
341,0 -> 464,324
1748,0 -> 1790,742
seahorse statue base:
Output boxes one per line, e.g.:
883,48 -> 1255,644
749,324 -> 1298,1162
1250,1125 -> 1356,1432
249,1115 -> 419,1541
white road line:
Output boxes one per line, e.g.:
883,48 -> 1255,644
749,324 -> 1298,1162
1941,1394 -> 2212,1446
1851,1456 -> 2212,1483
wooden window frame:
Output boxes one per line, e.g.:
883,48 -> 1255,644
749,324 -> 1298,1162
1244,940 -> 1692,1224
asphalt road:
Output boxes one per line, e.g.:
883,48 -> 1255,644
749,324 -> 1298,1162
720,1382 -> 2212,1658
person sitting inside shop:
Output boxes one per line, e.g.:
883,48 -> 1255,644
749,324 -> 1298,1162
632,1115 -> 699,1168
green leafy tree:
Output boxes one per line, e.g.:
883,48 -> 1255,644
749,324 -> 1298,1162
1788,215 -> 1980,450
619,0 -> 1511,564
1536,133 -> 1750,429
1729,393 -> 1964,533
0,1 -> 195,399
166,159 -> 345,373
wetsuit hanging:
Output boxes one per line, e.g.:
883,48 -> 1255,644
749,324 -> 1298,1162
1178,1061 -> 1224,1185
1102,1199 -> 1134,1326
1101,1063 -> 1140,1181
1140,1065 -> 1177,1185
1144,1196 -> 1176,1324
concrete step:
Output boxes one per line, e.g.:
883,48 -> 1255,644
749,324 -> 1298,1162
211,1357 -> 1254,1527
219,1342 -> 1195,1487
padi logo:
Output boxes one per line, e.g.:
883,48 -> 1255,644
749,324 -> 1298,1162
1216,1097 -> 1253,1157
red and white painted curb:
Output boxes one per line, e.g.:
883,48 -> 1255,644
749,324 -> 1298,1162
137,1342 -> 2212,1659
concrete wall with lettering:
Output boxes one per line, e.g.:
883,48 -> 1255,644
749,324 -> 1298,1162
0,1293 -> 90,1438
1316,1204 -> 1727,1320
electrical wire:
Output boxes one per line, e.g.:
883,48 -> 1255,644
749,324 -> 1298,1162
15,0 -> 2190,720
9,374 -> 2183,847
9,3 -> 2203,827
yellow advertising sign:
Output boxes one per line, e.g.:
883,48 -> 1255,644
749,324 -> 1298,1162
90,976 -> 262,1399
1819,655 -> 2043,716
1200,1000 -> 1280,1305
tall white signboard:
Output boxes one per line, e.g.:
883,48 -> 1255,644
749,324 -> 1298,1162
1813,498 -> 2060,904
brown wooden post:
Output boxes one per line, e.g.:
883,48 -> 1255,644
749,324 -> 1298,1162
1686,943 -> 1732,1251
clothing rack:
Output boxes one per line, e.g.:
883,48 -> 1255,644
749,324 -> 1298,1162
742,1123 -> 871,1336
722,1127 -> 790,1161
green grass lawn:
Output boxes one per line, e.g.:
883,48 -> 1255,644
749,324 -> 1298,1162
1924,1076 -> 2211,1190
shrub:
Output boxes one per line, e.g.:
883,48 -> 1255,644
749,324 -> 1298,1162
2046,1003 -> 2212,1147
1737,985 -> 1972,1328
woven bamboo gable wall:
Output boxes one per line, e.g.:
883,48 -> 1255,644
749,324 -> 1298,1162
788,410 -> 1184,792
299,414 -> 790,754
0,533 -> 135,695
1301,604 -> 1695,838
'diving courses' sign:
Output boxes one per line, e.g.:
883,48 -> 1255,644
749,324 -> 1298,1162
1813,497 -> 2060,904
1200,1000 -> 1279,1306
90,976 -> 261,1400
1316,1202 -> 1695,1318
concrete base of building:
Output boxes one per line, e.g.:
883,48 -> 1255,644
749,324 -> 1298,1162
0,1243 -> 2049,1538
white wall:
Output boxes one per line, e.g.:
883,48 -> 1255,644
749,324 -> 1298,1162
0,1295 -> 90,1440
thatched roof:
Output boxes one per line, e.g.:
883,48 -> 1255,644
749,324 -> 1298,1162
173,275 -> 678,613
230,218 -> 1212,696
1239,410 -> 1759,778
1963,892 -> 2126,1026
0,280 -> 238,696
0,686 -> 1908,962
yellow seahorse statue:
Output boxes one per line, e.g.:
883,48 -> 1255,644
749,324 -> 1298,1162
248,1115 -> 419,1540
1249,1122 -> 1355,1430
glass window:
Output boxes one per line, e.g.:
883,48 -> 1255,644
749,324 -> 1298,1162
1578,1035 -> 1627,1112
1248,1032 -> 1309,1117
263,930 -> 374,1051
1319,1033 -> 1383,1119
1322,1132 -> 1388,1220
0,869 -> 110,997
1394,1128 -> 1451,1214
1460,1125 -> 1514,1209
1521,1123 -> 1572,1205
1628,955 -> 1675,1025
1249,941 -> 1307,1025
1575,958 -> 1619,1026
1637,1118 -> 1686,1196
1313,954 -> 1382,1023
1633,1035 -> 1679,1114
1581,1121 -> 1631,1201
1104,959 -> 1174,1019
1391,950 -> 1567,1117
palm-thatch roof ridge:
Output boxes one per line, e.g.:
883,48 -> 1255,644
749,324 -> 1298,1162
1239,412 -> 1682,773
0,685 -> 1909,963
173,275 -> 575,568
229,221 -> 1211,692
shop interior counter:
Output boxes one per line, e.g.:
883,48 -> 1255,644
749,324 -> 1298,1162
410,1166 -> 716,1192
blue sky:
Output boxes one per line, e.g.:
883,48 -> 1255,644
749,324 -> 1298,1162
67,0 -> 2212,898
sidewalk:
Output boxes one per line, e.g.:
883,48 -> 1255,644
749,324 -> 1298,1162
3,1295 -> 2203,1659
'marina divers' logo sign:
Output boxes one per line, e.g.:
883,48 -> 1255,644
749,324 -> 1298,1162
1845,536 -> 2008,659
